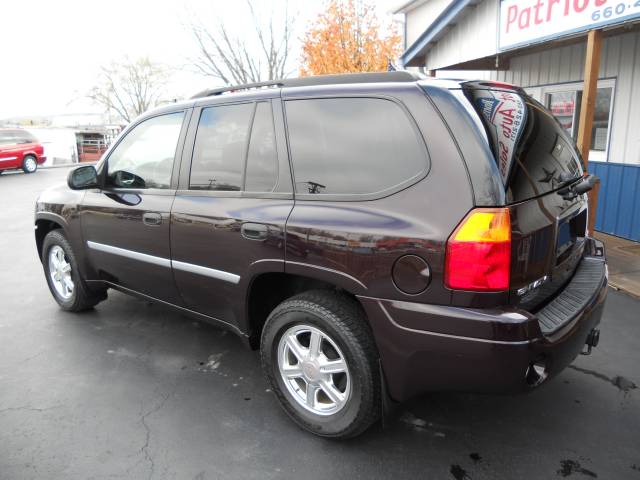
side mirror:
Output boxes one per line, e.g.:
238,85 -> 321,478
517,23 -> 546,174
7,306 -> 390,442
67,165 -> 98,190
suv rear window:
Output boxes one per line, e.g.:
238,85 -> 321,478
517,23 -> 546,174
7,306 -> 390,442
285,97 -> 428,197
464,87 -> 584,203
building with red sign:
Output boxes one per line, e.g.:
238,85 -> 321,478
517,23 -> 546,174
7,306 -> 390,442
395,0 -> 640,241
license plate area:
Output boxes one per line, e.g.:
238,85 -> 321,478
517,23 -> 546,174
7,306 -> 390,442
556,208 -> 587,265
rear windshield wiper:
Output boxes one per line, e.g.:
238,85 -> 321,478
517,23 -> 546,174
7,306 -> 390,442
557,174 -> 598,200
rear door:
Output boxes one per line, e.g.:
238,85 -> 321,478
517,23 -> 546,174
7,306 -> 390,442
170,97 -> 293,329
80,110 -> 189,304
463,86 -> 587,309
0,130 -> 22,169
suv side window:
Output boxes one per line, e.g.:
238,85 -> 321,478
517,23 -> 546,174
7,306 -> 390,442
245,102 -> 278,192
0,131 -> 16,145
106,112 -> 184,189
189,103 -> 253,191
285,97 -> 428,196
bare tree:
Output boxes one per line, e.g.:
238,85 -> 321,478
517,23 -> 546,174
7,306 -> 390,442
88,57 -> 171,123
188,0 -> 295,85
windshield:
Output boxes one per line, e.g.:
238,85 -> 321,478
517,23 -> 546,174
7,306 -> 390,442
464,87 -> 585,203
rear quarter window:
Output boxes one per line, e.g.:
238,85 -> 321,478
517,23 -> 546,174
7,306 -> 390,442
284,97 -> 429,198
17,131 -> 38,144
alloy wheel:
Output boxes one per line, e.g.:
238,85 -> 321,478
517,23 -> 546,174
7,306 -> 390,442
277,324 -> 351,416
24,157 -> 37,172
48,245 -> 74,300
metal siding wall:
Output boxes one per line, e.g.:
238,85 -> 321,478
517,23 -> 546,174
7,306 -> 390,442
425,0 -> 499,70
405,0 -> 453,48
485,31 -> 640,240
409,0 -> 640,240
592,163 -> 640,241
405,0 -> 640,239
620,33 -> 640,166
490,30 -> 640,168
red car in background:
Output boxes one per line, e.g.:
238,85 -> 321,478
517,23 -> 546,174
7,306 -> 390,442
0,129 -> 46,174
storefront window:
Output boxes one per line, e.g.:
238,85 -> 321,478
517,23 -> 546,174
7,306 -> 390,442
591,88 -> 612,152
544,82 -> 614,160
548,91 -> 577,135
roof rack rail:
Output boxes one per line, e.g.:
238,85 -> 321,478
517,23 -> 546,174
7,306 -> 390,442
191,80 -> 284,99
191,71 -> 424,99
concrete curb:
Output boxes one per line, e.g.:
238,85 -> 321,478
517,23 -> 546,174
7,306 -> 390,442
608,281 -> 640,299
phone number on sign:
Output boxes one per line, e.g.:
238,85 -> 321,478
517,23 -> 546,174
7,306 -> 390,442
592,0 -> 640,21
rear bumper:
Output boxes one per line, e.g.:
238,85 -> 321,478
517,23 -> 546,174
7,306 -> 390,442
359,238 -> 608,402
37,155 -> 47,164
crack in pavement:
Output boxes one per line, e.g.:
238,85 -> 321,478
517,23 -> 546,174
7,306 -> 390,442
568,365 -> 638,393
18,350 -> 45,364
0,405 -> 61,415
138,389 -> 174,480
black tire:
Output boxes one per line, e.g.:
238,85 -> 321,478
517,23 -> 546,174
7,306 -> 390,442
42,229 -> 107,311
261,290 -> 381,438
22,155 -> 38,173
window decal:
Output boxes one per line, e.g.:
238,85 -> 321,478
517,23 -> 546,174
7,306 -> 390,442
475,91 -> 528,184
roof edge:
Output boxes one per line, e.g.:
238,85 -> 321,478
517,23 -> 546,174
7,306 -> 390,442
392,0 -> 429,14
400,0 -> 473,67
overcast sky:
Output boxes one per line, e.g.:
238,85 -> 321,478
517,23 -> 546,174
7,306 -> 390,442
0,0 -> 399,119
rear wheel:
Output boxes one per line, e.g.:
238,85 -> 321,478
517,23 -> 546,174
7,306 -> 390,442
261,290 -> 381,438
42,230 -> 106,311
22,155 -> 37,173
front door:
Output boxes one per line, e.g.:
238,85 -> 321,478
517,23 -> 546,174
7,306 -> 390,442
170,99 -> 293,329
80,110 -> 189,305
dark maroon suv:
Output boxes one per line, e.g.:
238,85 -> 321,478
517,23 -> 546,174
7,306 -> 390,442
35,72 -> 607,438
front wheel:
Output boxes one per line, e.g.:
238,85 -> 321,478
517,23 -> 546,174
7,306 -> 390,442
42,230 -> 106,311
261,290 -> 381,438
22,155 -> 38,173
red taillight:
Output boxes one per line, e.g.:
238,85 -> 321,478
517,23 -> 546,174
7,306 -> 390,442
444,208 -> 511,291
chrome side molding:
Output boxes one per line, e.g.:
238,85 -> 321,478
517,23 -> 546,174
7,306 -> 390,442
86,240 -> 240,284
171,260 -> 240,284
87,241 -> 171,268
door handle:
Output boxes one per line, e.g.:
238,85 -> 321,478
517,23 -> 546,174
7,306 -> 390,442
241,223 -> 268,241
143,212 -> 162,226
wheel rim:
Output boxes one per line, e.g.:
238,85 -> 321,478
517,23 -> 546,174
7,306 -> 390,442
48,245 -> 74,300
25,157 -> 37,172
277,324 -> 351,416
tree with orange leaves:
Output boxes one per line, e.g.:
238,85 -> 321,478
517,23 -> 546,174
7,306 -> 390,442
299,0 -> 402,76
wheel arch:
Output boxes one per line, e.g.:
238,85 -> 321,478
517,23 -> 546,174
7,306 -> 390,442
35,213 -> 68,261
244,270 -> 368,350
21,152 -> 38,164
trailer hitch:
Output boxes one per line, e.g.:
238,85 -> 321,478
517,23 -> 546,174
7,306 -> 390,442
581,328 -> 601,355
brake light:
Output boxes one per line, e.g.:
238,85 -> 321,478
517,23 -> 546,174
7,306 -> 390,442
444,208 -> 511,291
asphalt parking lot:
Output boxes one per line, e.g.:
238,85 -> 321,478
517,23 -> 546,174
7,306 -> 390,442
1,166 -> 639,480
